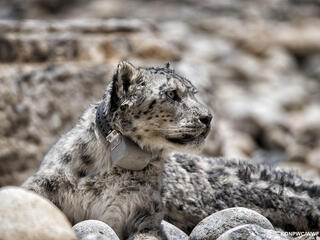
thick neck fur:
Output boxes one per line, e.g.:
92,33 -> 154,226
57,104 -> 162,175
36,80 -> 164,188
42,79 -> 163,177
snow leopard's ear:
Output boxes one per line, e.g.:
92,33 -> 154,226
110,61 -> 139,112
114,61 -> 139,98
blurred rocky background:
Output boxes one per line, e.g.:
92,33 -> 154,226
0,0 -> 320,186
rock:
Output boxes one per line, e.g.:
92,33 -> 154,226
158,21 -> 191,43
304,54 -> 320,79
185,36 -> 234,62
218,121 -> 256,159
189,207 -> 274,240
307,148 -> 320,169
273,23 -> 320,54
0,186 -> 76,240
131,34 -> 180,61
287,144 -> 308,163
73,220 -> 119,240
216,224 -> 288,240
0,19 -> 151,34
0,19 -> 152,63
162,220 -> 188,240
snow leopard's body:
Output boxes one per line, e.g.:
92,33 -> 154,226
23,61 -> 320,239
23,61 -> 212,240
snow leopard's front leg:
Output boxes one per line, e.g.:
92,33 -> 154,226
125,197 -> 165,240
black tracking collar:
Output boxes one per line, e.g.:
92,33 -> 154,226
95,99 -> 152,170
96,101 -> 112,138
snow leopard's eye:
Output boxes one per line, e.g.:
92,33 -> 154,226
166,90 -> 181,102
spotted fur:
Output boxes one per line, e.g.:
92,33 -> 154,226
110,62 -> 212,154
163,152 -> 320,234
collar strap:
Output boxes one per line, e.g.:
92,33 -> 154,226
96,101 -> 112,139
95,101 -> 151,170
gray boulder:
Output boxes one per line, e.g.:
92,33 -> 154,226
216,224 -> 288,240
73,220 -> 120,240
189,207 -> 274,240
162,220 -> 188,240
0,186 -> 76,240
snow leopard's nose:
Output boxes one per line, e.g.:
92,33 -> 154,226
199,113 -> 212,127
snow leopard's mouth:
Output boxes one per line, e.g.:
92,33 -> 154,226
166,127 -> 210,145
166,134 -> 198,144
